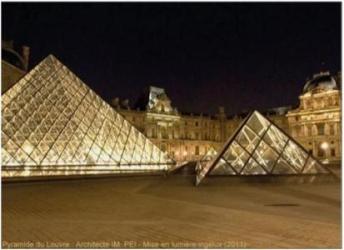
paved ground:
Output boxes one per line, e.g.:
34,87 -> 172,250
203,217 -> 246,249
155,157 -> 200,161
2,175 -> 341,248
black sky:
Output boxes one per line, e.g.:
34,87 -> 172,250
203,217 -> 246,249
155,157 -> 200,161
2,2 -> 341,115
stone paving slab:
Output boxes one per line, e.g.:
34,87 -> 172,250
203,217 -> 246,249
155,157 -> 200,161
2,175 -> 341,248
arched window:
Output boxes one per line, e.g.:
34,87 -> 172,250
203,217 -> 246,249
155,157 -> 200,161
195,146 -> 200,155
307,125 -> 312,136
162,128 -> 168,139
318,144 -> 325,157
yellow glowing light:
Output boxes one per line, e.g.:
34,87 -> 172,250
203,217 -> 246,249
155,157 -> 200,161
320,142 -> 329,150
23,168 -> 31,176
22,142 -> 34,155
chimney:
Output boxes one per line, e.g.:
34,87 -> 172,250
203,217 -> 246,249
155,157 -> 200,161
22,46 -> 30,71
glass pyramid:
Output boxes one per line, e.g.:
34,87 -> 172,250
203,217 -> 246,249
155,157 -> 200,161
2,55 -> 174,178
196,111 -> 330,185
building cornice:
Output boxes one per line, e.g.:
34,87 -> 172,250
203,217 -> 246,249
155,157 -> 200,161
287,107 -> 340,117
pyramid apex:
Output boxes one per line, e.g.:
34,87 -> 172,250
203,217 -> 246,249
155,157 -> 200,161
45,54 -> 60,62
47,54 -> 57,59
38,54 -> 62,66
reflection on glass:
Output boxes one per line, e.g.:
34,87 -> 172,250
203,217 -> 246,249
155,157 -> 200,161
253,140 -> 279,173
235,126 -> 260,153
210,158 -> 236,175
223,141 -> 249,172
241,158 -> 266,175
302,157 -> 327,174
272,158 -> 297,174
281,140 -> 307,171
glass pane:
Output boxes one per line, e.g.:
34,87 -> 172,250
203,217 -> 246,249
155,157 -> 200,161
263,125 -> 288,152
302,158 -> 328,174
235,125 -> 260,153
272,158 -> 297,174
253,140 -> 279,173
281,141 -> 307,172
210,158 -> 236,175
246,112 -> 270,136
202,147 -> 217,161
222,141 -> 249,172
241,158 -> 266,175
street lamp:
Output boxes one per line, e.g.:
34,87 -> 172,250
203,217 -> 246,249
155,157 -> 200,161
320,142 -> 329,150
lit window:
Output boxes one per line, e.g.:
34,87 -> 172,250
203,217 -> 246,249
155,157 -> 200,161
318,142 -> 328,157
317,123 -> 325,135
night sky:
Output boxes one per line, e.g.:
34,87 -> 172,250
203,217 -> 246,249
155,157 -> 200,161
2,3 -> 341,115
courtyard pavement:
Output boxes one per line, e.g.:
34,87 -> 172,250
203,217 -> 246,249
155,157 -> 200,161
2,175 -> 341,248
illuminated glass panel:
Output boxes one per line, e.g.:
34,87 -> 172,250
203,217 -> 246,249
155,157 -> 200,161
281,141 -> 307,172
241,158 -> 266,175
252,140 -> 279,173
235,126 -> 260,153
201,147 -> 218,162
302,157 -> 328,174
263,125 -> 288,152
272,158 -> 297,174
245,111 -> 270,136
196,111 -> 329,185
222,141 -> 249,173
210,159 -> 235,175
2,55 -> 174,177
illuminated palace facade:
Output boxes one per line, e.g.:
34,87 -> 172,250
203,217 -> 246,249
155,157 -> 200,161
112,72 -> 341,164
1,44 -> 341,165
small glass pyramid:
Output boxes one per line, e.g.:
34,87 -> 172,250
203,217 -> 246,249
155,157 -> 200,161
195,147 -> 218,175
2,55 -> 174,177
196,111 -> 329,185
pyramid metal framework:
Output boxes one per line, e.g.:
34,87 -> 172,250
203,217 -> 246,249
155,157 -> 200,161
196,111 -> 330,185
2,55 -> 174,178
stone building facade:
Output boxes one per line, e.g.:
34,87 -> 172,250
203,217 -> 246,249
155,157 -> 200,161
1,44 -> 340,164
112,72 -> 341,164
287,71 -> 341,163
1,40 -> 30,93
